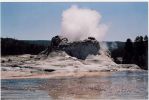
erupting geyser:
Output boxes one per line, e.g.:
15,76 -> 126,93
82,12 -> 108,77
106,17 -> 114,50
39,5 -> 109,59
61,5 -> 108,41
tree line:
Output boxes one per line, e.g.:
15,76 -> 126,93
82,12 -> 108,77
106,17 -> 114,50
122,35 -> 148,70
1,38 -> 46,56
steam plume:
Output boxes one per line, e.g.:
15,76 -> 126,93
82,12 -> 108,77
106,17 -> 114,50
61,5 -> 108,41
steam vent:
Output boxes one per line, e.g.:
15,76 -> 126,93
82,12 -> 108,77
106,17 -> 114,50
40,35 -> 100,60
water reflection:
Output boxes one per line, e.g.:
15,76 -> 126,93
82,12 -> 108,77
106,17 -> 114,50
1,71 -> 148,100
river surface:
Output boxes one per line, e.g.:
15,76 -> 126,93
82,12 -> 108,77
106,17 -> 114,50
1,71 -> 148,100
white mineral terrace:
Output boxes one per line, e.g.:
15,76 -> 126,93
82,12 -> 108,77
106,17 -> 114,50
1,50 -> 141,79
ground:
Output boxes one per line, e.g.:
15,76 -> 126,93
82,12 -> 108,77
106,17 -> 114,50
1,51 -> 141,79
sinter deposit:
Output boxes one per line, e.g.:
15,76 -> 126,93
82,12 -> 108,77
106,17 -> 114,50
38,36 -> 100,60
1,36 -> 141,79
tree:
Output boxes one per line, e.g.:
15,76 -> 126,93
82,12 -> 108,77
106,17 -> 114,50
133,36 -> 147,69
122,38 -> 133,64
144,35 -> 148,41
143,35 -> 148,70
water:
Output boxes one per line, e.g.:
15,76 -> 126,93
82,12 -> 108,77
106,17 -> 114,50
1,71 -> 148,100
1,79 -> 52,100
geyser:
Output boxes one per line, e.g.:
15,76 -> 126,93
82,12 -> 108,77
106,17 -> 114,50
61,5 -> 108,41
38,5 -> 109,59
39,36 -> 100,60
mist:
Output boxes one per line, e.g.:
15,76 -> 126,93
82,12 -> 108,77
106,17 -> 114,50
61,5 -> 108,42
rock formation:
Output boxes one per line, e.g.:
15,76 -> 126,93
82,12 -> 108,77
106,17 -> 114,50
39,35 -> 100,60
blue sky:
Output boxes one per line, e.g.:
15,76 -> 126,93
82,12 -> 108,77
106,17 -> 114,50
1,2 -> 148,41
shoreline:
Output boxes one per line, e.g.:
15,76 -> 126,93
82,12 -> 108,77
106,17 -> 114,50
1,71 -> 112,79
1,69 -> 145,80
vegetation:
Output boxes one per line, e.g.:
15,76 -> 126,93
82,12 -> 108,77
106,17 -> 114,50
123,35 -> 148,70
1,38 -> 47,56
111,35 -> 148,70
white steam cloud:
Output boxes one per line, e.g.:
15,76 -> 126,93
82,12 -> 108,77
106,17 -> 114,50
61,5 -> 108,41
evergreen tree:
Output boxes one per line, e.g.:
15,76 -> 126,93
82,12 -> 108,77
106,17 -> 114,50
122,38 -> 133,64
